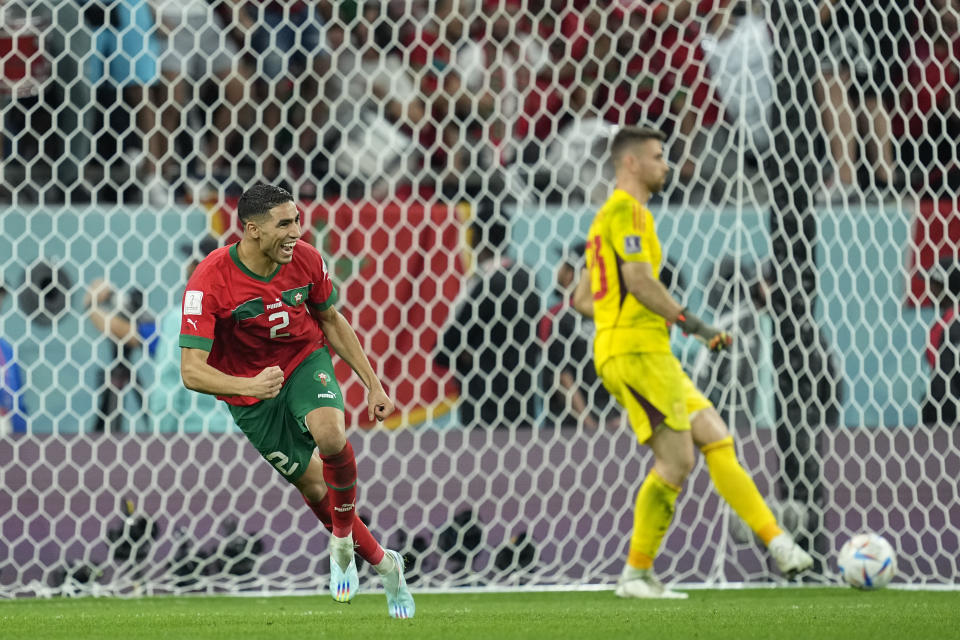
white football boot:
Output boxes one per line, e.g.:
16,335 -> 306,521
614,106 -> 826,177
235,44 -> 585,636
614,567 -> 688,600
769,533 -> 814,578
380,549 -> 415,619
328,534 -> 359,603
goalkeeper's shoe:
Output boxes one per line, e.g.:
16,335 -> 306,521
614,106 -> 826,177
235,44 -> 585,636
614,568 -> 688,600
769,533 -> 814,579
381,549 -> 415,619
329,534 -> 359,603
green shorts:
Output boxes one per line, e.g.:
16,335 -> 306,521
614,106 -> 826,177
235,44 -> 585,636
228,347 -> 344,483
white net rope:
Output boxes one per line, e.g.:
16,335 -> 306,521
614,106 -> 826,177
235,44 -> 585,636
2,0 -> 959,595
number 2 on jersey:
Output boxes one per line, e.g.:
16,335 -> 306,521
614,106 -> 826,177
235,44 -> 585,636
269,311 -> 290,339
588,235 -> 608,300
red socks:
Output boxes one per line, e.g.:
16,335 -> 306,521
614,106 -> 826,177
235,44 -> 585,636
303,494 -> 385,566
303,494 -> 337,533
319,442 -> 358,537
308,441 -> 386,566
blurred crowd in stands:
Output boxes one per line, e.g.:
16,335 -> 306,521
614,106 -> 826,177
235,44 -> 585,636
4,1 -> 960,433
2,0 -> 959,205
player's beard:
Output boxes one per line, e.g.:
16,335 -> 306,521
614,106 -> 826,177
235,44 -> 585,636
647,173 -> 667,194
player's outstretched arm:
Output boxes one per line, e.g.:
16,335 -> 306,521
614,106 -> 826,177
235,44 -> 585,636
675,308 -> 733,351
621,262 -> 732,351
312,306 -> 395,422
181,347 -> 284,399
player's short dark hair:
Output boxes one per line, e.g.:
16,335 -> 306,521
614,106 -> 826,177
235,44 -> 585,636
609,126 -> 666,167
237,184 -> 294,223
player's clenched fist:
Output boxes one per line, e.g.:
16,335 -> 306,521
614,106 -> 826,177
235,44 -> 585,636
367,387 -> 395,422
250,366 -> 284,399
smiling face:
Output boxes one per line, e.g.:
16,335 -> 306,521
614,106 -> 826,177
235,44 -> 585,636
249,201 -> 302,265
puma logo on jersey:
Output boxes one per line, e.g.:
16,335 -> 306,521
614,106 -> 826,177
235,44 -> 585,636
186,318 -> 199,331
317,391 -> 337,399
267,300 -> 282,310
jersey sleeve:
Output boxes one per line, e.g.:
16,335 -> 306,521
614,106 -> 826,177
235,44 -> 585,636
306,248 -> 338,311
178,267 -> 221,352
608,202 -> 654,264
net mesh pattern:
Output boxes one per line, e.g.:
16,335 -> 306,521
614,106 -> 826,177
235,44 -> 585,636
1,1 -> 959,595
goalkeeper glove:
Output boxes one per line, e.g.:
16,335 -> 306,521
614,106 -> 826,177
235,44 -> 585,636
675,308 -> 733,352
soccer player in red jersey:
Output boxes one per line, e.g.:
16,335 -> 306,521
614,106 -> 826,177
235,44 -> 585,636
178,184 -> 414,618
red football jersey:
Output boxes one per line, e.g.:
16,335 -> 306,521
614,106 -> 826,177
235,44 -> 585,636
179,240 -> 337,406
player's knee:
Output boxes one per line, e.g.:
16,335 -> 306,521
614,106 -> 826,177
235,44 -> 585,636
313,431 -> 346,456
295,472 -> 327,503
691,407 -> 730,446
305,408 -> 346,455
300,481 -> 326,504
676,450 -> 696,480
657,449 -> 695,485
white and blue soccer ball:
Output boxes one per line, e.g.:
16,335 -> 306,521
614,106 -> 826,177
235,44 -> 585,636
837,533 -> 897,590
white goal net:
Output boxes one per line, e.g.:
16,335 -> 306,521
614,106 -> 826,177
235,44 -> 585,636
2,0 -> 959,596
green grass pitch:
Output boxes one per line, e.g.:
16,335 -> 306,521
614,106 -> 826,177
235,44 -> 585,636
2,588 -> 957,640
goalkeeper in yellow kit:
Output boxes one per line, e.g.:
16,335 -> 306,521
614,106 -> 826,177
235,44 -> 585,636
572,126 -> 813,598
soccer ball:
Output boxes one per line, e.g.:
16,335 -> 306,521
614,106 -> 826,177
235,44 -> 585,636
837,533 -> 896,589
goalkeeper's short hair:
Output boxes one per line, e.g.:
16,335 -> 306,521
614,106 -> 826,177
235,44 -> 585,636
610,126 -> 667,167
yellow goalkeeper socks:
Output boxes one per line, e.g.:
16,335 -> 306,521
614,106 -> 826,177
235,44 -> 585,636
701,436 -> 782,546
627,469 -> 681,570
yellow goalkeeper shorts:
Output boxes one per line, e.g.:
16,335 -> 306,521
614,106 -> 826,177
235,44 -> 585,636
599,352 -> 712,444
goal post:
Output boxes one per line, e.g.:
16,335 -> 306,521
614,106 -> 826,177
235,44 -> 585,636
2,1 -> 959,595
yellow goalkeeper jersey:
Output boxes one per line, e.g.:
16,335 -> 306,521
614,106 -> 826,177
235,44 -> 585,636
585,189 -> 671,370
